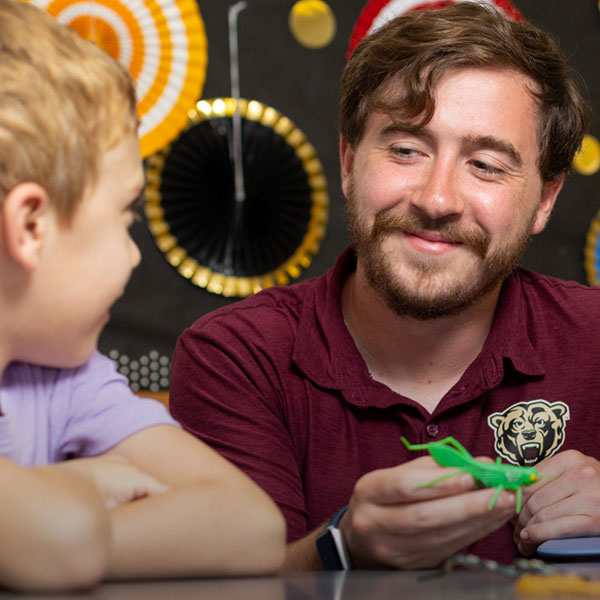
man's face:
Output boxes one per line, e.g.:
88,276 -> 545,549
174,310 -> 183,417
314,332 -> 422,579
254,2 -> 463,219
341,67 -> 563,319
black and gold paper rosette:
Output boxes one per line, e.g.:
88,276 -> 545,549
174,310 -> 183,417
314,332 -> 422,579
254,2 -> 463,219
144,97 -> 328,298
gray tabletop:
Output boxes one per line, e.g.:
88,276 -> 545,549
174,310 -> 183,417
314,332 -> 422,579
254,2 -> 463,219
3,567 -> 600,600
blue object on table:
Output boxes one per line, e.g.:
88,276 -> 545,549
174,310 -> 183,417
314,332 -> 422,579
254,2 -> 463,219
537,537 -> 600,561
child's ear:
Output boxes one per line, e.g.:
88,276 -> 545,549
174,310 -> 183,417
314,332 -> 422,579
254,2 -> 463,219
1,183 -> 52,271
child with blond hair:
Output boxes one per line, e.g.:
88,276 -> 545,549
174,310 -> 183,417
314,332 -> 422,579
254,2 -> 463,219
0,0 -> 285,590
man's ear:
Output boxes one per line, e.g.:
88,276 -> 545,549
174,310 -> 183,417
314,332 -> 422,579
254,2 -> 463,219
1,183 -> 52,271
531,173 -> 565,235
340,136 -> 355,198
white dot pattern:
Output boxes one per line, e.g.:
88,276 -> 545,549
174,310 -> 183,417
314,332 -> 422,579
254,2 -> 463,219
109,349 -> 171,391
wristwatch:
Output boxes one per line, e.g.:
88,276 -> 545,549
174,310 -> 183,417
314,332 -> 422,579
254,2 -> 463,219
316,505 -> 352,570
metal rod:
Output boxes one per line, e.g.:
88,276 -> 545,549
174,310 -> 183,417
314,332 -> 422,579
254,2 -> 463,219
228,1 -> 247,204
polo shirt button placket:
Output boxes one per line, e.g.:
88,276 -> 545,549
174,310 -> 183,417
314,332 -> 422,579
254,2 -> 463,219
426,423 -> 440,438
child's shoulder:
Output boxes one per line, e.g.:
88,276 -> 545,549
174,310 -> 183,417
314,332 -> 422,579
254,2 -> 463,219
2,351 -> 116,394
1,352 -> 177,465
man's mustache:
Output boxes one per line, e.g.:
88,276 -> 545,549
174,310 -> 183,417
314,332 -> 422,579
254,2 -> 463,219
371,211 -> 490,259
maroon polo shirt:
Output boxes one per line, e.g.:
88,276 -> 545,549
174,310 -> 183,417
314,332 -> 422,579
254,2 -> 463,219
170,247 -> 600,563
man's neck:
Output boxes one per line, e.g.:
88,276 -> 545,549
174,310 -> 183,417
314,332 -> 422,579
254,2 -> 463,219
341,266 -> 501,414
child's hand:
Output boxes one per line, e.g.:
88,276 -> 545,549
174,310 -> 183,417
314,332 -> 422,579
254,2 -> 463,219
57,455 -> 169,509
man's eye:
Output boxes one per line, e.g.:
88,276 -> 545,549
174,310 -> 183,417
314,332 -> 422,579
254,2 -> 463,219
472,160 -> 503,175
391,146 -> 418,158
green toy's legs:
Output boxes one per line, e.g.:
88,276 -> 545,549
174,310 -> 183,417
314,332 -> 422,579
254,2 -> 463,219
488,486 -> 503,510
402,436 -> 533,516
487,485 -> 522,513
415,469 -> 463,487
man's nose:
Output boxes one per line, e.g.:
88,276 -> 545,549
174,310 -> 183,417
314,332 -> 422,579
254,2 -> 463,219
411,157 -> 464,220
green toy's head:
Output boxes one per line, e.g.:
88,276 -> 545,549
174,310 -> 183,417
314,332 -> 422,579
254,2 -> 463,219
506,465 -> 547,487
526,468 -> 539,483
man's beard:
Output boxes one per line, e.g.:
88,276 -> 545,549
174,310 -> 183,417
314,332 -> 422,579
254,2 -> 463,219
347,184 -> 535,320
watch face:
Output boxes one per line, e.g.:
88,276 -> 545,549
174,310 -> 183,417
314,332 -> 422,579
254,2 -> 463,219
347,0 -> 522,58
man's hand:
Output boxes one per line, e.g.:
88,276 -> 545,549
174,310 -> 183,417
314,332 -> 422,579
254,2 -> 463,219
514,450 -> 600,556
341,456 -> 516,569
57,455 -> 169,509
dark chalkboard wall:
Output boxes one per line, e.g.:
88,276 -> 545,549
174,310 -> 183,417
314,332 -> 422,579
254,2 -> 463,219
99,1 -> 600,384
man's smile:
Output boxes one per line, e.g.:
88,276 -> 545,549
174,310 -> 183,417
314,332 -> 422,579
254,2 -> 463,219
403,230 -> 464,255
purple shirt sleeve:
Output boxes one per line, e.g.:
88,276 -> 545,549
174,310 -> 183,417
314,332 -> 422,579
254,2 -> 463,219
0,352 -> 178,466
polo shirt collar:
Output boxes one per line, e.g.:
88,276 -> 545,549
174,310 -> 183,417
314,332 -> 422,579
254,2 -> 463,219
293,247 -> 370,391
292,247 -> 545,408
481,269 -> 545,378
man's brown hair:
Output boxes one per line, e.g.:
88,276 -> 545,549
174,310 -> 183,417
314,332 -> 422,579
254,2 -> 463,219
0,0 -> 138,222
339,3 -> 588,183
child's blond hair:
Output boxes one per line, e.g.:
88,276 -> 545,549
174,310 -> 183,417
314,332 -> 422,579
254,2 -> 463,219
0,0 -> 138,222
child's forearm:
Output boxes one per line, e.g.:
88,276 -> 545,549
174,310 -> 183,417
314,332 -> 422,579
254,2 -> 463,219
105,479 -> 285,579
0,459 -> 109,591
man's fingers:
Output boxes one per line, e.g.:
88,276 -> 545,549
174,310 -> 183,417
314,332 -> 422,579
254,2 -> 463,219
518,460 -> 600,531
352,489 -> 515,539
355,457 -> 476,505
520,514 -> 597,547
393,509 -> 513,568
368,487 -> 515,535
348,488 -> 515,568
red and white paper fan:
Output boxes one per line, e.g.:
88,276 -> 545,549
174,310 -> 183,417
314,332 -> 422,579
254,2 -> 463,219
348,0 -> 522,58
25,0 -> 208,157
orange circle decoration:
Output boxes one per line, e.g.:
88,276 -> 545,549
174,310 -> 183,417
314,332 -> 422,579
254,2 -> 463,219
24,0 -> 208,158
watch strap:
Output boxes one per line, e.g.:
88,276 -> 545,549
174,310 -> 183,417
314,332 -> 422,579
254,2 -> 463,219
316,505 -> 351,570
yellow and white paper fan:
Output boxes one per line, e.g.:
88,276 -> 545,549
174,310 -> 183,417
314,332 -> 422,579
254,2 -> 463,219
25,0 -> 208,157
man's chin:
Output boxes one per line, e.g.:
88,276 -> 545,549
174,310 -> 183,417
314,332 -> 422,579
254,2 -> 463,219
375,269 -> 506,320
380,291 -> 475,320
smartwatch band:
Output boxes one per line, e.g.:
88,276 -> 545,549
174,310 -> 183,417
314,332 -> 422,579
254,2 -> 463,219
316,505 -> 352,570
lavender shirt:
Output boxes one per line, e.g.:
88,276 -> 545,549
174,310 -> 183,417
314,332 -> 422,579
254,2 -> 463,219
0,352 -> 177,466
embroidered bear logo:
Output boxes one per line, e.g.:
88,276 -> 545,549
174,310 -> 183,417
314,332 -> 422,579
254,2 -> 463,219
488,400 -> 570,466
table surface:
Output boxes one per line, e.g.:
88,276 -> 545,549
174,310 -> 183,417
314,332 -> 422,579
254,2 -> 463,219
3,565 -> 600,600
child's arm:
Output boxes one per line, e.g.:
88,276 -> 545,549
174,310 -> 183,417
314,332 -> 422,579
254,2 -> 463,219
56,454 -> 169,509
86,425 -> 286,578
0,457 -> 109,591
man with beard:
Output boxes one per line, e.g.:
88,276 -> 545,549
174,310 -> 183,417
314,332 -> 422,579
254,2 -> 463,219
170,3 -> 600,571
